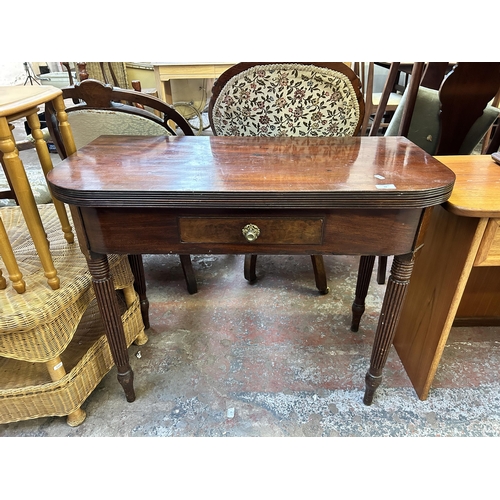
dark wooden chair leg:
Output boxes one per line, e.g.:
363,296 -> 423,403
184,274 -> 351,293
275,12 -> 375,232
244,254 -> 258,283
179,254 -> 198,294
127,254 -> 150,329
377,256 -> 387,285
310,255 -> 329,294
351,255 -> 375,332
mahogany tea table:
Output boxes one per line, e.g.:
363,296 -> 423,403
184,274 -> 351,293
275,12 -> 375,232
47,135 -> 455,405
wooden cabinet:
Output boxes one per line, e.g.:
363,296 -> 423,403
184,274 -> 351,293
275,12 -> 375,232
393,155 -> 500,400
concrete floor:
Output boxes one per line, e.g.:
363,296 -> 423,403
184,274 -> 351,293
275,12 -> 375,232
3,249 -> 500,437
2,108 -> 500,439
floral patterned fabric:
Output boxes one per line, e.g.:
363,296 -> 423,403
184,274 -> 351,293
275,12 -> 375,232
211,64 -> 361,137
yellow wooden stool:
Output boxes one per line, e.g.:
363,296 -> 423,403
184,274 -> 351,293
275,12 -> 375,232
0,85 -> 77,289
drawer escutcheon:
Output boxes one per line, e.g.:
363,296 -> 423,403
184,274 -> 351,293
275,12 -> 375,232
242,223 -> 261,242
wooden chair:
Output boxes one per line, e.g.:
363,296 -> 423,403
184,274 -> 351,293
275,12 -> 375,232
376,62 -> 500,284
208,62 -> 365,294
354,62 -> 403,135
75,61 -> 159,102
386,62 -> 500,154
45,78 -> 199,297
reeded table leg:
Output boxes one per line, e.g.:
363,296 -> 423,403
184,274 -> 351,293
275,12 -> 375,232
363,253 -> 414,405
88,252 -> 135,402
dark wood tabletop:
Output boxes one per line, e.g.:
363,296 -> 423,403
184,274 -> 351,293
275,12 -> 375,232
48,135 -> 454,209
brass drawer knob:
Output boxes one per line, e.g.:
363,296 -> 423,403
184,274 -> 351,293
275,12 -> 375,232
242,223 -> 260,242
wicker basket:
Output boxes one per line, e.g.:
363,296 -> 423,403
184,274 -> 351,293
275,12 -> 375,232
0,203 -> 147,426
0,204 -> 134,362
0,294 -> 144,425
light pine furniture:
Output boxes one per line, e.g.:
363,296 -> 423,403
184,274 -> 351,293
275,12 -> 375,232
152,63 -> 235,104
393,154 -> 500,400
0,85 -> 76,289
47,135 -> 455,406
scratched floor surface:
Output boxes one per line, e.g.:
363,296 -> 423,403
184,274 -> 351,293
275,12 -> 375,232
2,250 -> 500,438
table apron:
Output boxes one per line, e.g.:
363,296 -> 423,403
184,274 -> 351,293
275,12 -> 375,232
77,206 -> 424,256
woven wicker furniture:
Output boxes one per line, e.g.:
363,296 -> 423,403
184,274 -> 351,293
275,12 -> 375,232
0,86 -> 146,426
0,203 -> 147,426
208,62 -> 365,294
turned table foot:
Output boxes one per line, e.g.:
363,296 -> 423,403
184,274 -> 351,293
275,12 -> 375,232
117,369 -> 135,403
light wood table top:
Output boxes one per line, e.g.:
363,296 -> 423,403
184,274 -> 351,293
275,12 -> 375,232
435,155 -> 500,218
152,62 -> 235,80
0,85 -> 62,118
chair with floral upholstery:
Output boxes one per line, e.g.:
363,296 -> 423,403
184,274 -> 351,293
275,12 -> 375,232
208,62 -> 365,293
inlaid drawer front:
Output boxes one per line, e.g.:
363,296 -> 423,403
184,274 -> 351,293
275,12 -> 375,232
179,217 -> 324,245
475,218 -> 500,266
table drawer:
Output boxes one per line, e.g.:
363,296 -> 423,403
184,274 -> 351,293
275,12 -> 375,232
179,217 -> 324,245
475,218 -> 500,266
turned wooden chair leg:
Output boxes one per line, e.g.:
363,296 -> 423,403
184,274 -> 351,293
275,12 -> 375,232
122,284 -> 148,346
128,254 -> 150,329
0,153 -> 19,205
310,255 -> 329,294
0,216 -> 26,293
179,254 -> 198,294
351,255 -> 376,332
244,254 -> 258,283
377,256 -> 387,285
26,112 -> 74,244
46,357 -> 86,426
